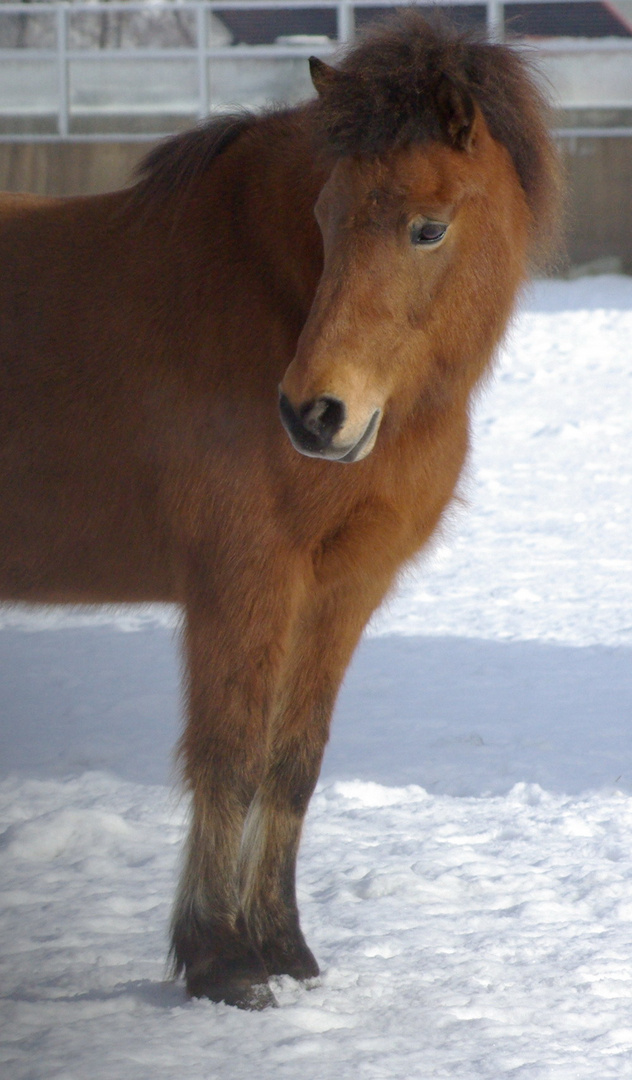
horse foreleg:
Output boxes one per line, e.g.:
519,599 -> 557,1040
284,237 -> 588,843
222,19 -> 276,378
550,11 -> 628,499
171,562 -> 301,1009
171,780 -> 272,1007
237,704 -> 330,982
238,583 -> 373,983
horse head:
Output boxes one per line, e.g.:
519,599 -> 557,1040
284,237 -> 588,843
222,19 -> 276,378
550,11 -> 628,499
279,19 -> 560,464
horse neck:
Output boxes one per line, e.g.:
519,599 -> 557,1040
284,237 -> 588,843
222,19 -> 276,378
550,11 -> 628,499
196,110 -> 328,321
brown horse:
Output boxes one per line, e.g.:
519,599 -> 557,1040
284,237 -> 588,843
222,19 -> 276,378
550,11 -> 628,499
0,14 -> 560,1009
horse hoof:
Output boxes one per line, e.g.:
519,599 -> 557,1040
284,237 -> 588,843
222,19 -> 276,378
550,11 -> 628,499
259,940 -> 320,982
188,972 -> 278,1010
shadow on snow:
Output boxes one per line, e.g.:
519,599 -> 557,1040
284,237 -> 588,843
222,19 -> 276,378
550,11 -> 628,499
0,625 -> 631,797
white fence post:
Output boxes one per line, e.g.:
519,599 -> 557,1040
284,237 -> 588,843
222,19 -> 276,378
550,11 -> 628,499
56,2 -> 69,138
337,0 -> 355,44
486,0 -> 504,41
197,3 -> 209,119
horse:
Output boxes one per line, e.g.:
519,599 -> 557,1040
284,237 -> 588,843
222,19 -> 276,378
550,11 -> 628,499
0,13 -> 560,1009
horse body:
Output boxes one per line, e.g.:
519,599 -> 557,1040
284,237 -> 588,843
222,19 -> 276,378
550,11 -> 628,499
0,123 -> 316,601
0,14 -> 560,1008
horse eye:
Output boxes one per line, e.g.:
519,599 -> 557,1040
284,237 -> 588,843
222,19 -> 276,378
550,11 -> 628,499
410,220 -> 448,247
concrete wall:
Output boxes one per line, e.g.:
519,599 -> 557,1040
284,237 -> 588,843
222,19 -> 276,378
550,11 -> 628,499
1,135 -> 631,274
0,140 -> 153,198
561,136 -> 632,274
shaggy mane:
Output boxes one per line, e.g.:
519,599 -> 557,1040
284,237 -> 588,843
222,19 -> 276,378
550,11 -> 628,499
131,12 -> 561,260
133,112 -> 256,204
314,11 -> 561,260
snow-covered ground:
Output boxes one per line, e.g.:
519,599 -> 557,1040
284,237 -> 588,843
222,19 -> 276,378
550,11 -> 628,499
1,275 -> 632,1078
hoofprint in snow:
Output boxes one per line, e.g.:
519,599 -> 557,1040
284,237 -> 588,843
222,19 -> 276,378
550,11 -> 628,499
1,276 -> 632,1079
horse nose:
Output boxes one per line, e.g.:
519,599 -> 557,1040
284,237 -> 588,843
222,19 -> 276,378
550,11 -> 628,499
279,392 -> 346,456
301,396 -> 346,440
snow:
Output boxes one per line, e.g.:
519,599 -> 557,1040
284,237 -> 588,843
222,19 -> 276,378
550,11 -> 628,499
373,275 -> 632,647
1,275 -> 632,1078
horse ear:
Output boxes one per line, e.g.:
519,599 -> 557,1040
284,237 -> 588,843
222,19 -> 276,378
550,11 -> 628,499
435,73 -> 476,151
309,56 -> 339,96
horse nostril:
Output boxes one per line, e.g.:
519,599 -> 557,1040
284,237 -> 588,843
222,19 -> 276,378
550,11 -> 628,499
299,396 -> 346,440
278,390 -> 347,457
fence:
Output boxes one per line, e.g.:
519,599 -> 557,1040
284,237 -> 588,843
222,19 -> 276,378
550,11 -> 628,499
0,0 -> 631,141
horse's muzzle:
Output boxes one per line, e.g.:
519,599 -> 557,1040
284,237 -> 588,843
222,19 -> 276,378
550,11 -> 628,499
278,390 -> 381,463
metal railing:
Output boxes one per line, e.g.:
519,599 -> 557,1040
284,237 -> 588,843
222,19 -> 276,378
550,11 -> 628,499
0,0 -> 630,141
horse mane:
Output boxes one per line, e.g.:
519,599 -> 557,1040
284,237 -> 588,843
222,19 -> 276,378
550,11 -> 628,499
130,12 -> 561,261
132,111 -> 257,205
313,11 -> 562,262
